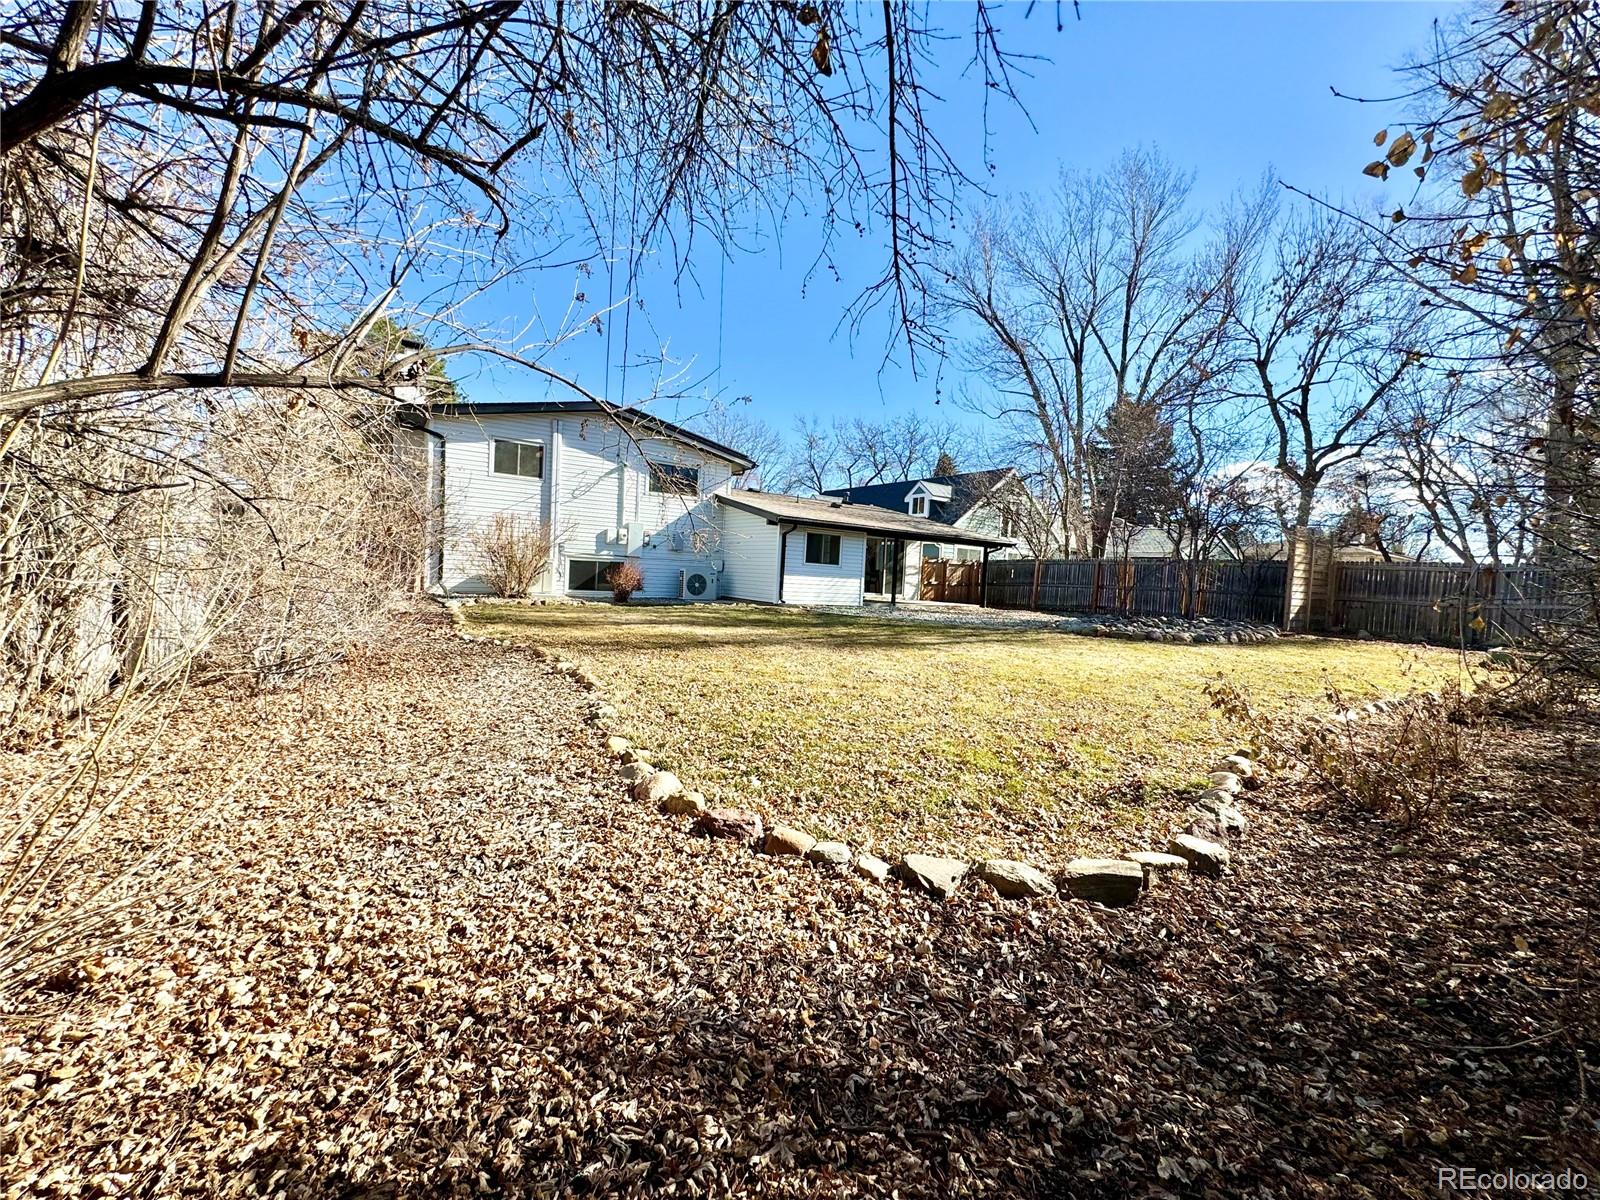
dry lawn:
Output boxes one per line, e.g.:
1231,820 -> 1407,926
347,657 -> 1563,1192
464,603 -> 1471,862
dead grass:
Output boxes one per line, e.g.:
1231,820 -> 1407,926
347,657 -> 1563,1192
465,602 -> 1472,862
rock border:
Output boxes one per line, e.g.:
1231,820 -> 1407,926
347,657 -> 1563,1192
438,598 -> 1352,912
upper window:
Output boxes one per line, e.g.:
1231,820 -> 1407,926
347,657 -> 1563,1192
804,532 -> 841,565
492,439 -> 544,480
909,494 -> 927,516
1001,511 -> 1019,538
648,462 -> 700,495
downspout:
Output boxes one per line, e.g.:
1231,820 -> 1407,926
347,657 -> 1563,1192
549,419 -> 563,593
418,423 -> 446,592
777,521 -> 795,603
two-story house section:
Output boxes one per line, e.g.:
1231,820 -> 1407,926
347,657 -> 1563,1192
416,400 -> 756,600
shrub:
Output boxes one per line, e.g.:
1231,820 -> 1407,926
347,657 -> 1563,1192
1206,678 -> 1484,832
472,515 -> 553,597
609,560 -> 644,604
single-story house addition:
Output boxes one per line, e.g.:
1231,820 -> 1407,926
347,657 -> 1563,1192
402,399 -> 1013,604
715,490 -> 1016,606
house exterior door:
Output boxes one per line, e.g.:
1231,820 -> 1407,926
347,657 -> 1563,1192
863,537 -> 903,597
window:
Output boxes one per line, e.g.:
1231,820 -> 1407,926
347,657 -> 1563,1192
492,439 -> 544,479
567,559 -> 617,591
922,543 -> 941,560
648,461 -> 700,495
1001,511 -> 1019,538
804,532 -> 841,565
909,494 -> 927,516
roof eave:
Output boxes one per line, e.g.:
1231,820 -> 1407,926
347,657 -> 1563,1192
715,493 -> 1015,549
428,400 -> 756,472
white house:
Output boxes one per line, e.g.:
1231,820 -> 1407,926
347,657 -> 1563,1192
403,400 -> 1013,603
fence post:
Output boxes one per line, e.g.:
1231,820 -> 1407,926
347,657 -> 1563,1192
1281,529 -> 1305,631
1030,558 -> 1042,610
1326,555 -> 1342,632
1090,559 -> 1102,613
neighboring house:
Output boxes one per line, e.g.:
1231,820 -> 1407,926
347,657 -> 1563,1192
1243,538 -> 1415,563
403,400 -> 1012,603
1106,521 -> 1242,561
819,468 -> 1043,595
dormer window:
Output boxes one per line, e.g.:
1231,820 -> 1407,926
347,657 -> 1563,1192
909,494 -> 927,516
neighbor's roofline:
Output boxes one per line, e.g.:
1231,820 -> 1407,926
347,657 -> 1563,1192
426,400 -> 756,471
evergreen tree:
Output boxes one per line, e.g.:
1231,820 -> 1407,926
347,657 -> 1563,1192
1088,397 -> 1179,555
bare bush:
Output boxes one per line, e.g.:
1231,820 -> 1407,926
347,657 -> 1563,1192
471,515 -> 554,598
197,399 -> 428,683
609,561 -> 644,605
1207,678 -> 1484,832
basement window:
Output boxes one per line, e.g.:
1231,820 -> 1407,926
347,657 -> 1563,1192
567,559 -> 618,592
805,532 -> 841,565
491,439 -> 544,480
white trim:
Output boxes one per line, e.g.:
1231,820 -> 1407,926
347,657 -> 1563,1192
490,436 -> 545,480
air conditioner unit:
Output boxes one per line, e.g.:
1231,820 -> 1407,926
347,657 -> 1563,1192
679,568 -> 714,601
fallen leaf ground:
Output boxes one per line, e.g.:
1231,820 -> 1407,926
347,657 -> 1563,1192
3,605 -> 1594,1199
462,602 -> 1470,862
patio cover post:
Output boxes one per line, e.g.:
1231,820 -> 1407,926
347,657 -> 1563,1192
981,546 -> 992,608
889,537 -> 902,606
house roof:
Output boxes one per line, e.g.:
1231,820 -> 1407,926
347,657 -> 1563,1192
1244,539 -> 1415,563
716,490 -> 1016,549
820,468 -> 1017,526
424,400 -> 756,471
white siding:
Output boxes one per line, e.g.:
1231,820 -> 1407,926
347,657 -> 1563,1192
783,527 -> 866,606
718,502 -> 780,603
432,412 -> 554,594
432,410 -> 740,598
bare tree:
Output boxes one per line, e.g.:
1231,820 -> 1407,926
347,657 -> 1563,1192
1224,206 -> 1425,534
687,398 -> 784,490
946,152 -> 1268,555
2,2 -> 1037,414
778,411 -> 977,493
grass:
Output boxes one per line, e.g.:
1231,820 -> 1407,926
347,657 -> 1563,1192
464,602 -> 1471,863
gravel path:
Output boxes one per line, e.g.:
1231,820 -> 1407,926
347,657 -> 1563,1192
2,604 -> 1591,1198
808,600 -> 1283,643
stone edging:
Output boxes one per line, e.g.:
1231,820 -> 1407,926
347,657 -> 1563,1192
439,597 -> 1275,911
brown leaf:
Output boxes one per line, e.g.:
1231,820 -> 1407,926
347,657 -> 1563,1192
812,29 -> 833,76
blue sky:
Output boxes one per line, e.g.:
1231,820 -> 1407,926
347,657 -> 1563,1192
448,1 -> 1464,438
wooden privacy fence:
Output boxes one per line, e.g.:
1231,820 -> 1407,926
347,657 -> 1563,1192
985,557 -> 1288,624
1329,561 -> 1580,647
919,559 -> 984,604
